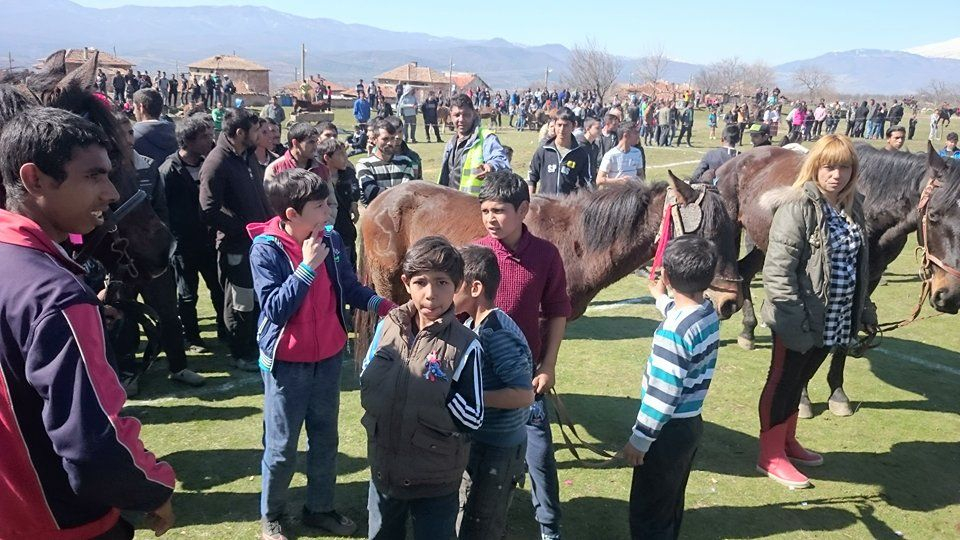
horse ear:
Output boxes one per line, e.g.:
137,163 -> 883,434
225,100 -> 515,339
667,170 -> 697,205
58,50 -> 99,92
927,140 -> 947,175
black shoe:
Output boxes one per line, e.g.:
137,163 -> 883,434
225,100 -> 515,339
302,508 -> 357,536
437,138 -> 444,143
260,517 -> 286,540
184,337 -> 209,354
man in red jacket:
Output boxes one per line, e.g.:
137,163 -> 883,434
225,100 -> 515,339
0,107 -> 175,539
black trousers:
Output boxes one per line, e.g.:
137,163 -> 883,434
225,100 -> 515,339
173,244 -> 224,341
138,268 -> 189,373
629,415 -> 703,540
675,125 -> 692,145
759,334 -> 830,430
217,249 -> 258,358
423,122 -> 442,141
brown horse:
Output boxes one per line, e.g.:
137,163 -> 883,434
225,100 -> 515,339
477,105 -> 502,128
714,143 -> 960,411
358,176 -> 743,344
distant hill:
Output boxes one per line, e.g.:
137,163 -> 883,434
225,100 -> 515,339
1,0 -> 956,95
906,38 -> 960,60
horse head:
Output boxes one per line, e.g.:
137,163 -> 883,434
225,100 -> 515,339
667,171 -> 742,319
921,143 -> 960,314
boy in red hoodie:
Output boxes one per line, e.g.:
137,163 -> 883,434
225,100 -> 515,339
248,168 -> 394,540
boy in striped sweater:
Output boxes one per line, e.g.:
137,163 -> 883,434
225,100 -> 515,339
454,245 -> 534,540
622,235 -> 720,539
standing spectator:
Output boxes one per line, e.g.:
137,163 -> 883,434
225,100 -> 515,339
0,105 -> 176,540
908,114 -> 918,140
160,115 -> 225,353
95,68 -> 107,93
853,101 -> 868,137
930,110 -> 941,140
132,89 -> 177,164
888,99 -> 904,126
707,108 -> 718,140
690,125 -> 740,184
883,126 -> 905,151
319,139 -> 361,267
353,91 -> 371,128
872,103 -> 887,139
157,72 -> 169,105
112,69 -> 125,102
656,103 -> 672,147
211,102 -> 225,135
577,117 -> 603,178
864,99 -> 878,139
675,102 -> 694,147
421,91 -> 442,143
813,102 -> 827,137
528,107 -> 592,194
263,122 -> 325,183
168,73 -> 179,107
223,76 -> 236,108
599,112 -> 621,156
260,96 -> 286,125
356,118 -> 416,205
438,94 -> 510,195
397,84 -> 419,143
597,121 -> 644,185
199,108 -> 271,371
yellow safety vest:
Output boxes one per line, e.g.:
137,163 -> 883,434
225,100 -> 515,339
449,127 -> 492,196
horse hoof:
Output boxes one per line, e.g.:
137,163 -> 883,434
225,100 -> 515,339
737,336 -> 755,350
798,400 -> 814,419
828,388 -> 854,417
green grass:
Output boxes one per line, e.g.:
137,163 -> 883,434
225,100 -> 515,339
126,109 -> 959,539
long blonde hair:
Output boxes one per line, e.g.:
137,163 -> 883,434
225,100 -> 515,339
793,134 -> 860,210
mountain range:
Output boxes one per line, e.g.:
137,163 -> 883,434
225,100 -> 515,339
2,0 -> 958,95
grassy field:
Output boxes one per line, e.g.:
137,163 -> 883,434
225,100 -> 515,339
124,108 -> 960,539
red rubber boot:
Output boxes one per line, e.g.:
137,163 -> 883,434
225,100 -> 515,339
785,412 -> 824,466
757,422 -> 811,489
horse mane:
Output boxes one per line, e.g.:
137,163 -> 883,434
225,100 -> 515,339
854,144 -> 927,206
933,154 -> 960,211
580,181 -> 664,251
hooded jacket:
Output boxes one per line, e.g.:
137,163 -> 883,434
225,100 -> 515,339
528,135 -> 593,195
247,217 -> 393,370
0,210 -> 174,539
133,119 -> 178,164
397,86 -> 418,118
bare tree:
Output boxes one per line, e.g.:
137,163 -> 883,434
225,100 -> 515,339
792,67 -> 835,100
694,57 -> 747,96
635,45 -> 670,85
744,61 -> 776,91
919,79 -> 959,107
564,37 -> 623,101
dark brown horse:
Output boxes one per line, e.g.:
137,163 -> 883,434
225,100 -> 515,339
2,49 -> 173,280
358,176 -> 743,341
714,143 -> 960,411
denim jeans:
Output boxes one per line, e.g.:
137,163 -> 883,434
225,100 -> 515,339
260,354 -> 343,520
367,481 -> 458,540
524,395 -> 562,538
458,439 -> 527,540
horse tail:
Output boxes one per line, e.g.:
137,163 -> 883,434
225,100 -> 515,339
352,233 -> 377,373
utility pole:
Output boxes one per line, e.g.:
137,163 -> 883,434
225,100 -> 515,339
544,68 -> 551,91
7,52 -> 12,73
300,43 -> 306,82
449,57 -> 454,97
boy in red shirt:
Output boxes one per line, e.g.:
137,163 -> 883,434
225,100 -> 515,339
475,170 -> 571,539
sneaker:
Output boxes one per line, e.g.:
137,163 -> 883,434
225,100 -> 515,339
169,368 -> 206,387
260,518 -> 286,540
121,373 -> 139,398
233,356 -> 260,372
301,508 -> 357,536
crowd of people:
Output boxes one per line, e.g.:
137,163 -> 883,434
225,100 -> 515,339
2,63 -> 958,540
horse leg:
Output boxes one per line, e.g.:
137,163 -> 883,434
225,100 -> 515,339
826,349 -> 853,416
737,248 -> 764,350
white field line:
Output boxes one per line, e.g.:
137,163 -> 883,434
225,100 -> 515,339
583,299 -> 960,378
648,159 -> 702,169
125,375 -> 261,406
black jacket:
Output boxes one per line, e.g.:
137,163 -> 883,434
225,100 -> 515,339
691,146 -> 739,184
421,98 -> 439,123
528,136 -> 593,195
133,120 -> 177,164
159,151 -> 212,253
199,133 -> 272,252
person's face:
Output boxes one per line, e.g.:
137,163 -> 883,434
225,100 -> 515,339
947,139 -> 957,151
604,118 -> 619,132
257,123 -> 276,150
586,122 -> 601,139
21,145 -> 119,241
402,270 -> 457,325
375,128 -> 398,155
327,147 -> 349,171
451,106 -> 476,136
240,121 -> 262,150
750,132 -> 769,146
287,196 -> 333,238
887,131 -> 905,150
480,199 -> 528,242
187,127 -> 215,156
294,134 -> 318,158
453,278 -> 481,316
319,128 -> 338,141
623,128 -> 639,147
816,163 -> 853,199
554,118 -> 573,140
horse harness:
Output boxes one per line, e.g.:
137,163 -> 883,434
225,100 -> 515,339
73,189 -> 148,280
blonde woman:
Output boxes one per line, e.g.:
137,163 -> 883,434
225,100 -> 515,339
757,134 -> 877,488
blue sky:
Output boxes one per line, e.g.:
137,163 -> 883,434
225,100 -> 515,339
74,0 -> 952,64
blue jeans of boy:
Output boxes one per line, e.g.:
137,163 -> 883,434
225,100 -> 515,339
459,439 -> 527,540
260,353 -> 343,520
367,481 -> 458,540
525,395 -> 562,538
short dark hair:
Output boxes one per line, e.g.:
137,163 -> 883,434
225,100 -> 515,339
502,144 -> 514,162
316,121 -> 337,135
947,132 -> 959,142
886,125 -> 906,137
616,121 -> 637,141
603,113 -> 619,126
722,124 -> 741,144
176,115 -> 212,149
0,107 -> 109,206
264,168 -> 330,218
583,117 -> 599,131
555,107 -> 577,124
222,107 -> 258,137
132,88 -> 163,118
402,235 -> 464,287
662,236 -> 717,295
316,137 -> 341,159
459,245 -> 500,302
478,169 -> 529,209
287,122 -> 318,145
373,117 -> 398,135
450,94 -> 475,111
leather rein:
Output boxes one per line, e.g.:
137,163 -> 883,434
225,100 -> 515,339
73,189 -> 149,279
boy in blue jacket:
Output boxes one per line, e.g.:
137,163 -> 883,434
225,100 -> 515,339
248,168 -> 395,540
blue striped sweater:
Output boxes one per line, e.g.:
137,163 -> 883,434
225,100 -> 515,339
630,296 -> 720,453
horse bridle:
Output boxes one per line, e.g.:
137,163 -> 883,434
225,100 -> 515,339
74,189 -> 149,279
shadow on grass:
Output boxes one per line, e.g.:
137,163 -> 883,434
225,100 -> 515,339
565,315 -> 659,341
124,404 -> 260,424
684,499 -> 869,539
164,449 -> 367,491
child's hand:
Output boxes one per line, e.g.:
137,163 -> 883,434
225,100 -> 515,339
301,223 -> 330,270
648,276 -> 667,299
621,441 -> 645,467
